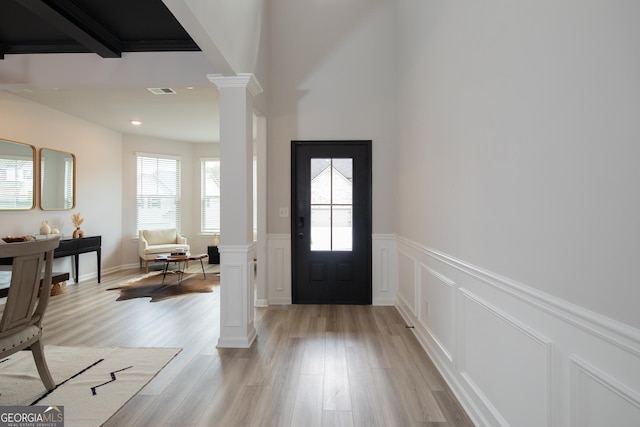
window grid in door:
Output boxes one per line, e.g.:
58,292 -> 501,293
310,158 -> 352,251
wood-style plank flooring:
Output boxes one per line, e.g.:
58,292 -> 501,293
38,264 -> 473,426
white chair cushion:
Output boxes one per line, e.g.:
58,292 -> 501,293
141,244 -> 190,258
143,229 -> 178,245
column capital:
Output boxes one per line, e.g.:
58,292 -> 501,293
207,73 -> 263,97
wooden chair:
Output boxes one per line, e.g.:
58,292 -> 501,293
0,236 -> 61,391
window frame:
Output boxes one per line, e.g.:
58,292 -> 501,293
200,158 -> 221,234
135,153 -> 182,234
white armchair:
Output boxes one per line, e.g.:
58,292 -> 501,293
138,229 -> 189,273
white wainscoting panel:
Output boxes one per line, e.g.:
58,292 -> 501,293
372,234 -> 397,305
394,235 -> 640,427
460,290 -> 552,427
570,356 -> 640,427
221,264 -> 244,328
397,249 -> 417,316
267,234 -> 291,304
419,265 -> 455,363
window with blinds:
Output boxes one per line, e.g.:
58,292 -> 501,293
136,154 -> 181,233
200,158 -> 257,235
201,159 -> 220,233
63,156 -> 74,209
0,157 -> 33,209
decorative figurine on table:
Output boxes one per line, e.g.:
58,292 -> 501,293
40,220 -> 51,235
72,213 -> 85,238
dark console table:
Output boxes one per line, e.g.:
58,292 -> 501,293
55,236 -> 101,283
0,271 -> 70,298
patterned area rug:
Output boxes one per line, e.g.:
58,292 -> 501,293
107,271 -> 219,302
0,345 -> 180,427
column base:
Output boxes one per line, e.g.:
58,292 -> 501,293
216,243 -> 257,348
217,328 -> 257,348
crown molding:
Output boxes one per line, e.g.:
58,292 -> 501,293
207,73 -> 263,97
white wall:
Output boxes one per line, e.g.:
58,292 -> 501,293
0,91 -> 123,281
395,1 -> 640,425
396,0 -> 640,331
162,0 -> 268,113
267,0 -> 397,234
265,0 -> 398,303
190,0 -> 265,76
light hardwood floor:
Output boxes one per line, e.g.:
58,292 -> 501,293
40,264 -> 474,427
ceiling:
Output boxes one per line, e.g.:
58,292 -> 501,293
0,0 -> 221,143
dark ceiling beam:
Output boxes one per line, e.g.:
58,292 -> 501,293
3,42 -> 92,55
123,40 -> 200,53
14,0 -> 122,58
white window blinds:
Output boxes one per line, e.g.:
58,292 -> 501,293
0,157 -> 33,209
136,154 -> 181,233
201,159 -> 220,233
64,156 -> 74,209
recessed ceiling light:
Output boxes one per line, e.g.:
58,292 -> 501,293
130,120 -> 142,126
186,86 -> 194,90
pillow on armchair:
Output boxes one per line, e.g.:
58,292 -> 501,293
139,228 -> 190,273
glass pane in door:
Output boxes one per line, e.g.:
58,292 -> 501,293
311,205 -> 331,251
310,158 -> 353,251
311,159 -> 331,204
332,205 -> 352,250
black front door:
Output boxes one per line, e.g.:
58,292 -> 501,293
292,141 -> 372,304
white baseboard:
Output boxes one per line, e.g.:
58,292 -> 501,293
267,297 -> 292,305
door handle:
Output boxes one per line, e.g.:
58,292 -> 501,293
297,233 -> 304,239
298,216 -> 305,228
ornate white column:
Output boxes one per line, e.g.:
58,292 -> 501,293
208,73 -> 262,348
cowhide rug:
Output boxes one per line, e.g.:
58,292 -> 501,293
107,271 -> 219,302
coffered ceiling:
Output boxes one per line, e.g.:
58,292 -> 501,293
0,0 -> 221,143
0,0 -> 199,58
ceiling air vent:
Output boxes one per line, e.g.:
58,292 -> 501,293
147,87 -> 176,95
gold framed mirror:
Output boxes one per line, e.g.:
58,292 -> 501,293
40,148 -> 75,210
0,138 -> 36,210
